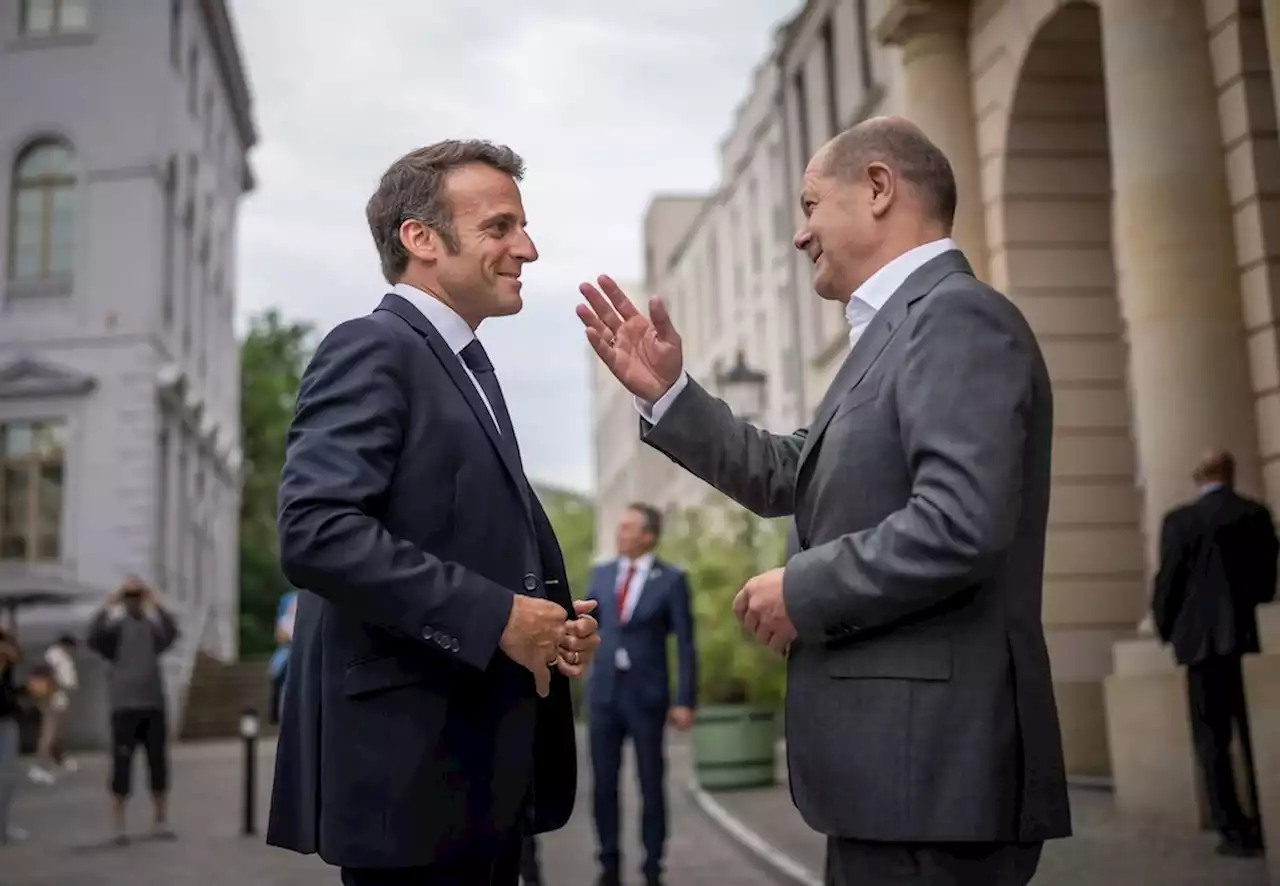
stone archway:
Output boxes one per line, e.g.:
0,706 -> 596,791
975,0 -> 1145,777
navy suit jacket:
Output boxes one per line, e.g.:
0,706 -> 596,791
266,293 -> 577,870
585,558 -> 697,712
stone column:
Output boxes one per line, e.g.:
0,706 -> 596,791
1098,0 -> 1263,573
877,0 -> 988,280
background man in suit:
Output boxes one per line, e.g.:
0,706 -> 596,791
268,140 -> 599,886
586,503 -> 696,886
1152,449 -> 1277,858
578,116 -> 1071,886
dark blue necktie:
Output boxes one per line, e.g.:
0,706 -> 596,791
460,339 -> 522,468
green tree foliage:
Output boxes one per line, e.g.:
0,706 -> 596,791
660,503 -> 788,710
238,310 -> 315,655
533,483 -> 596,602
534,483 -> 597,718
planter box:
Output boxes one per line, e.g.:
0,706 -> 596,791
692,703 -> 778,791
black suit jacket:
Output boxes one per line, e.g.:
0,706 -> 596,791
1152,486 -> 1278,666
266,293 -> 577,869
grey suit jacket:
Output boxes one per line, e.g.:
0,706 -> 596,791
643,250 -> 1071,844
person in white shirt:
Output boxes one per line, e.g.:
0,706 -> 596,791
28,634 -> 78,784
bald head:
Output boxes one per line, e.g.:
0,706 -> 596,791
817,116 -> 957,230
1193,449 -> 1236,487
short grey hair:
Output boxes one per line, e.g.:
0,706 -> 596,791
821,117 -> 957,230
366,139 -> 525,284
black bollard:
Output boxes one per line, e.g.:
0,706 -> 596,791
240,706 -> 260,836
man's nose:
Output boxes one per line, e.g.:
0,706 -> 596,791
514,230 -> 538,263
794,227 -> 811,252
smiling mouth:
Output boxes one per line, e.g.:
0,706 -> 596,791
811,250 -> 823,266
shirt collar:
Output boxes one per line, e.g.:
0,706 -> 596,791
1199,482 -> 1226,497
391,282 -> 475,356
844,237 -> 958,329
619,552 -> 655,572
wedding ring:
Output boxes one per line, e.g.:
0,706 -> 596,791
571,651 -> 580,665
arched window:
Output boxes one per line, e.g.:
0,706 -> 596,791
8,140 -> 77,282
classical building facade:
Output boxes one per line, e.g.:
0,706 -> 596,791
595,0 -> 1280,811
0,0 -> 254,745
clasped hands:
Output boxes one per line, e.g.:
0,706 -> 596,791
501,596 -> 601,698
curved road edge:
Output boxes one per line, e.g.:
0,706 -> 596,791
685,778 -> 822,886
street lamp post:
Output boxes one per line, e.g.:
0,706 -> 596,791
717,349 -> 769,564
716,349 -> 768,424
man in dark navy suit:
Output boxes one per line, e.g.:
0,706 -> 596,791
1153,449 -> 1277,858
266,140 -> 600,886
586,504 -> 697,886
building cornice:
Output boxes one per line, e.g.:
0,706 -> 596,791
0,356 -> 96,400
198,0 -> 258,151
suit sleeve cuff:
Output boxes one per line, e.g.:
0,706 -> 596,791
634,371 -> 690,426
783,550 -> 859,644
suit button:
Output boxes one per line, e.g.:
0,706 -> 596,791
450,638 -> 460,652
421,625 -> 433,639
799,537 -> 810,550
523,573 -> 537,592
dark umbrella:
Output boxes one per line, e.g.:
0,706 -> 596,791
0,576 -> 104,638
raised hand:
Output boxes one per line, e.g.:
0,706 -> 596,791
576,275 -> 683,402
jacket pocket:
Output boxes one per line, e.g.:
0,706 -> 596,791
825,633 -> 951,681
343,655 -> 433,698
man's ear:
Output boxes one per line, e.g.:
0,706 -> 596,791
399,218 -> 439,264
867,162 -> 896,220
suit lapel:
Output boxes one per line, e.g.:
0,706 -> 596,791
796,251 -> 973,477
375,293 -> 534,529
600,561 -> 620,624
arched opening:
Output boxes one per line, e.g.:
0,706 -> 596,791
997,1 -> 1144,776
8,138 -> 77,283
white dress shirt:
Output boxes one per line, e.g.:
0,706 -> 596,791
636,238 -> 959,425
613,551 -> 655,670
391,282 -> 501,431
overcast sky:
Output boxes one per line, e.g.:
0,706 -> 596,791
227,1 -> 797,493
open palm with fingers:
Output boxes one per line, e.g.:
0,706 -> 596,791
576,274 -> 684,402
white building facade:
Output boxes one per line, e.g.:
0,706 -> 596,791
0,0 -> 255,745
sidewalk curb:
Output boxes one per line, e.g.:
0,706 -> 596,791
686,779 -> 822,886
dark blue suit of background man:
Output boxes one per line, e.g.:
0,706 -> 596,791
586,504 -> 697,886
265,140 -> 600,886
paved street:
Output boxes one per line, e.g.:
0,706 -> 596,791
706,744 -> 1271,886
1,732 -> 776,886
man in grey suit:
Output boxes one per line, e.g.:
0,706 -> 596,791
577,116 -> 1071,885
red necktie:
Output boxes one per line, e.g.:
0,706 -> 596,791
616,561 -> 637,621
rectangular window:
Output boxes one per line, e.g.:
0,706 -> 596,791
0,420 -> 66,562
792,69 -> 810,173
169,0 -> 182,68
20,0 -> 89,36
821,17 -> 839,137
188,45 -> 199,115
162,166 -> 176,327
856,0 -> 874,91
156,423 -> 170,579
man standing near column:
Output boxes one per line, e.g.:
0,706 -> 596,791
586,504 -> 697,886
1152,449 -> 1277,858
579,116 -> 1071,885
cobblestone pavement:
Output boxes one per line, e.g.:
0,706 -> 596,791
708,745 -> 1270,886
1,733 -> 777,886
